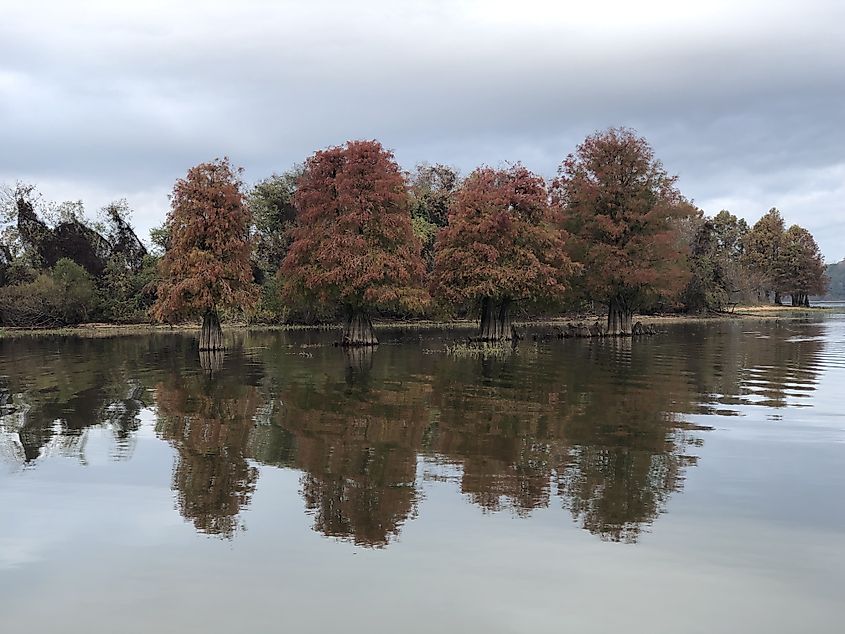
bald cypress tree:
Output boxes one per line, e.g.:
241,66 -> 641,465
553,128 -> 693,334
151,158 -> 258,350
433,165 -> 575,341
279,140 -> 428,346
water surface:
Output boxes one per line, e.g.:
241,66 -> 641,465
1,316 -> 844,633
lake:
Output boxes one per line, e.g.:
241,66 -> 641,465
1,316 -> 844,633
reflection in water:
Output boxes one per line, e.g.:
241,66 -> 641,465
425,337 -> 703,542
252,345 -> 427,546
155,351 -> 262,538
0,337 -> 154,464
199,349 -> 226,374
0,319 -> 834,544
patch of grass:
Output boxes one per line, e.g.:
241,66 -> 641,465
445,341 -> 514,359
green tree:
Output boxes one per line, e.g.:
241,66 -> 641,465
0,258 -> 96,326
681,210 -> 753,312
408,163 -> 460,271
249,167 -> 303,275
824,259 -> 845,299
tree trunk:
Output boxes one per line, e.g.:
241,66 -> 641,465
343,307 -> 378,347
804,294 -> 810,307
199,309 -> 224,351
774,291 -> 782,305
606,297 -> 632,336
477,297 -> 514,342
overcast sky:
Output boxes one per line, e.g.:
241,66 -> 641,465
1,0 -> 843,260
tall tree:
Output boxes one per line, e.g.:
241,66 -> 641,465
552,128 -> 693,334
151,158 -> 258,350
743,208 -> 787,304
432,165 -> 576,341
780,225 -> 828,306
280,140 -> 427,346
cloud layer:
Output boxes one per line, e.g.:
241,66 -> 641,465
1,0 -> 842,259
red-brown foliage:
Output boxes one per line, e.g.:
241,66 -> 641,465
552,128 -> 693,313
151,158 -> 258,323
433,165 -> 576,310
280,140 -> 427,315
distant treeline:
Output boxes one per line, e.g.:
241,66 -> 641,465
0,128 -> 830,339
821,260 -> 845,300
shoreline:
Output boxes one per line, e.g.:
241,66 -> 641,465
0,305 -> 837,339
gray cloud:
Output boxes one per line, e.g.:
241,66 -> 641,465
1,0 -> 843,259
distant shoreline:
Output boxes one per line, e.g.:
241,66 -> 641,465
0,305 -> 839,339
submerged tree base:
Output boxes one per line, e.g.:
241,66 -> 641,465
342,310 -> 379,347
473,297 -> 518,342
199,311 -> 225,351
606,300 -> 634,336
556,320 -> 658,339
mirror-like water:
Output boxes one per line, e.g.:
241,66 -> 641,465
1,316 -> 844,633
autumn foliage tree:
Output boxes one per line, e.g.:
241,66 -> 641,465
433,165 -> 576,341
280,140 -> 427,346
151,159 -> 258,350
552,128 -> 693,335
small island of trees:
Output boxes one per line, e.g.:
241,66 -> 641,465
0,127 -> 831,346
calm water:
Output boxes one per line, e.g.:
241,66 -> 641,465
1,317 -> 844,633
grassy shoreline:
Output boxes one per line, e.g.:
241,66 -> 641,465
0,305 -> 836,339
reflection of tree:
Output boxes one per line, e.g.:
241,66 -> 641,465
284,382 -> 428,546
427,338 -> 704,542
250,343 -> 431,546
0,320 -> 830,545
155,365 -> 260,539
0,336 -> 157,463
676,321 -> 826,411
248,336 -> 703,544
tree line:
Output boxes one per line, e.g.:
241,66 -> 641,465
0,128 -> 829,345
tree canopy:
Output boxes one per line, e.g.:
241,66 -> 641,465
280,140 -> 428,320
433,164 -> 575,312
